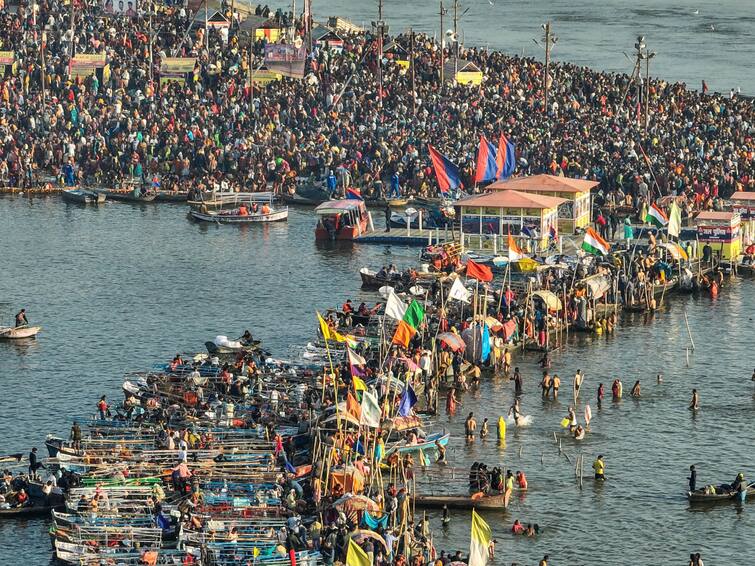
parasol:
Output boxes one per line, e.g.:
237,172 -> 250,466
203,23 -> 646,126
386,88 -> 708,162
437,332 -> 466,352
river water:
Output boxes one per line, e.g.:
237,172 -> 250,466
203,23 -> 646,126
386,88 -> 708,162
1,196 -> 754,565
322,0 -> 755,94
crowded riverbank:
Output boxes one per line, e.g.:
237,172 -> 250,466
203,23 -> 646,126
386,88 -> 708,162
1,0 -> 755,563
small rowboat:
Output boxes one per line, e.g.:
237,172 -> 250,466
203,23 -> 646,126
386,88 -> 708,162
384,432 -> 449,457
0,504 -> 60,519
95,188 -> 157,203
0,325 -> 41,339
359,267 -> 409,291
61,189 -> 106,205
688,485 -> 755,504
414,492 -> 509,510
154,190 -> 189,202
190,208 -> 289,223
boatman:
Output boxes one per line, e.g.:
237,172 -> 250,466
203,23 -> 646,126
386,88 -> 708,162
592,454 -> 606,480
15,309 -> 28,327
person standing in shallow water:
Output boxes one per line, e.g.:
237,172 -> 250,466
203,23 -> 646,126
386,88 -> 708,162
690,389 -> 700,410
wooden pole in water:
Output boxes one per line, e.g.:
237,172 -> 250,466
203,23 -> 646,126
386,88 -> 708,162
684,310 -> 695,351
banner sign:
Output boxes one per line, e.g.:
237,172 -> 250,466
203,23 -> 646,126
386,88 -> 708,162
263,44 -> 306,79
160,57 -> 196,83
698,225 -> 739,242
104,0 -> 140,17
70,54 -> 107,77
0,51 -> 14,65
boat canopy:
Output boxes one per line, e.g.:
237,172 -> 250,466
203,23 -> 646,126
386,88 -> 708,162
582,275 -> 611,299
315,200 -> 366,215
532,290 -> 563,310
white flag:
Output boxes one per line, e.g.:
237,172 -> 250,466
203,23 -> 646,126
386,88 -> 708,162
384,291 -> 407,320
360,389 -> 382,428
448,278 -> 471,303
668,200 -> 682,238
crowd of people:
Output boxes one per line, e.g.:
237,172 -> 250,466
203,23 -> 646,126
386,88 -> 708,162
0,0 -> 752,219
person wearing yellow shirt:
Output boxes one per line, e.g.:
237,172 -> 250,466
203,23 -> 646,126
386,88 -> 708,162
592,454 -> 605,480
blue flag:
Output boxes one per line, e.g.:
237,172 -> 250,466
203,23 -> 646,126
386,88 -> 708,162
481,324 -> 491,363
397,383 -> 417,417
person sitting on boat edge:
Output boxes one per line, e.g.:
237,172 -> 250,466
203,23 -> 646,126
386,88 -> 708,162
238,203 -> 249,216
261,202 -> 271,215
15,308 -> 28,327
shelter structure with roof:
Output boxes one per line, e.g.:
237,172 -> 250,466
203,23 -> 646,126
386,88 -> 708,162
312,25 -> 344,51
488,174 -> 596,234
456,190 -> 565,254
694,210 -> 741,260
728,192 -> 755,244
443,58 -> 483,85
192,8 -> 230,30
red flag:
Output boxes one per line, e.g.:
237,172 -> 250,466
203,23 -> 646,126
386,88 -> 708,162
466,259 -> 493,282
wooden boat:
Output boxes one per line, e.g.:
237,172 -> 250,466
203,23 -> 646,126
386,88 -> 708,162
154,190 -> 189,202
315,200 -> 371,240
414,492 -> 508,510
95,188 -> 157,203
61,189 -> 105,205
687,485 -> 755,504
384,432 -> 449,457
0,325 -> 41,339
359,267 -> 410,291
188,191 -> 276,211
0,504 -> 59,519
190,207 -> 288,223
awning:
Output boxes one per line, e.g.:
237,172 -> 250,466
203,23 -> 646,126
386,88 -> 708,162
660,242 -> 689,261
512,258 -> 539,272
583,275 -> 610,299
315,200 -> 364,214
532,290 -> 562,310
437,332 -> 466,352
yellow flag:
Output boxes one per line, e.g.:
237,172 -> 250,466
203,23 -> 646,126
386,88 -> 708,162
352,376 -> 368,392
317,312 -> 332,341
469,509 -> 492,566
346,538 -> 371,566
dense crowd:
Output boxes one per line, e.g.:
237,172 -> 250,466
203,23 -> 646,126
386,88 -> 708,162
0,0 -> 753,214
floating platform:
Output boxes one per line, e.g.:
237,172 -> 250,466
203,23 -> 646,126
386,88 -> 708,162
354,228 -> 455,247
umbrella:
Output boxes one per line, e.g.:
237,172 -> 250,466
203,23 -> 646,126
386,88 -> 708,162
484,316 -> 503,331
532,290 -> 563,310
333,494 -> 379,513
437,332 -> 466,352
350,530 -> 388,551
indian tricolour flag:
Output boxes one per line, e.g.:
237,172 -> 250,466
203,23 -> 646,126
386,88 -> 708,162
582,227 -> 610,256
469,509 -> 492,566
391,300 -> 425,348
645,202 -> 669,228
508,232 -> 524,261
